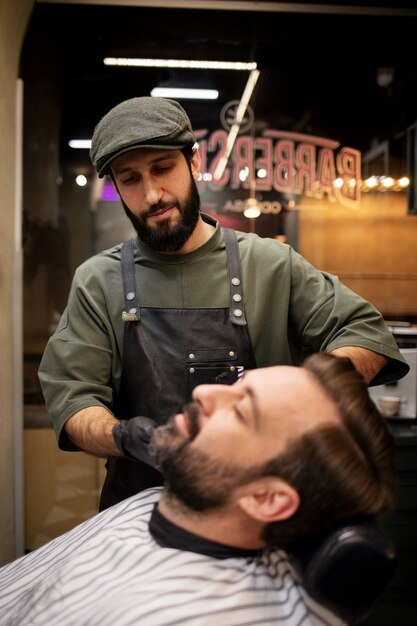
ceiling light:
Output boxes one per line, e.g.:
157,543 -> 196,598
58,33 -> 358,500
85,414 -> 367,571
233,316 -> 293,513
376,67 -> 394,88
150,87 -> 219,100
69,139 -> 91,149
213,68 -> 260,181
365,176 -> 378,188
104,57 -> 257,71
239,167 -> 249,182
244,207 -> 261,219
75,175 -> 87,187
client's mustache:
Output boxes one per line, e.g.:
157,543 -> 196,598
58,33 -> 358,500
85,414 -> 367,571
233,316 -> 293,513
183,401 -> 201,440
148,400 -> 201,466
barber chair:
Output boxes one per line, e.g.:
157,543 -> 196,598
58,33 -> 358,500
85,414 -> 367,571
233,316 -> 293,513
286,518 -> 397,624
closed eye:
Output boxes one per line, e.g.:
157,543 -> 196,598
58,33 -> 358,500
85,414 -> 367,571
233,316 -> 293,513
234,386 -> 260,430
154,165 -> 173,174
122,174 -> 139,185
234,405 -> 247,424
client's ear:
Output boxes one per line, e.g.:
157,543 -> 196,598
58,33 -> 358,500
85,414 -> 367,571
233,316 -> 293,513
238,477 -> 300,522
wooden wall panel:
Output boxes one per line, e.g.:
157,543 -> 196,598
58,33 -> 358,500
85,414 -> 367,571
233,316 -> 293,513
298,192 -> 417,316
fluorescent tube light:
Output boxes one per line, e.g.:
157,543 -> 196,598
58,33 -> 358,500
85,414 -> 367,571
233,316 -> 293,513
150,87 -> 218,99
69,139 -> 92,149
213,68 -> 260,180
104,57 -> 257,71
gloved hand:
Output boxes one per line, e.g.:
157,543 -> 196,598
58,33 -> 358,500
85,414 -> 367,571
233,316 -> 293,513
112,416 -> 160,469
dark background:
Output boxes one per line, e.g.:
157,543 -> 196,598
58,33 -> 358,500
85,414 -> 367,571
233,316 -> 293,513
21,1 -> 417,181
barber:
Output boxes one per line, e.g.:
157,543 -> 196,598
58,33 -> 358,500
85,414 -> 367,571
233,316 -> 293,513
38,97 -> 409,511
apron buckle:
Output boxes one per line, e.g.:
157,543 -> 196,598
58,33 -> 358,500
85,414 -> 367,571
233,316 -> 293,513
122,310 -> 139,322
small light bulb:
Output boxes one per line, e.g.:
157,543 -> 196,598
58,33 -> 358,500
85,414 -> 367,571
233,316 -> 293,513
76,175 -> 87,187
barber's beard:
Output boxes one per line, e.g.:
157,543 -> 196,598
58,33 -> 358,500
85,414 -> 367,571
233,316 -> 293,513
150,402 -> 261,513
121,175 -> 201,252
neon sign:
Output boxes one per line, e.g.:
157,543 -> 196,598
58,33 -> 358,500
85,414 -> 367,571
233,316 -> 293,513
195,128 -> 361,210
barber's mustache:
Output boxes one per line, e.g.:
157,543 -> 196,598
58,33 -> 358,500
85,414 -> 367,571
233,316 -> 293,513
146,200 -> 178,218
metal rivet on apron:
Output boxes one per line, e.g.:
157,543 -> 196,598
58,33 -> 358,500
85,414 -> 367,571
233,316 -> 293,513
230,366 -> 235,371
126,291 -> 135,301
231,277 -> 240,286
128,308 -> 137,315
233,294 -> 242,302
189,353 -> 195,359
234,309 -> 243,317
229,351 -> 235,357
189,367 -> 195,373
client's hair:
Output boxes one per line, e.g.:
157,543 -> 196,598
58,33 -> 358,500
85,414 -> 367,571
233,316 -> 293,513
261,352 -> 396,548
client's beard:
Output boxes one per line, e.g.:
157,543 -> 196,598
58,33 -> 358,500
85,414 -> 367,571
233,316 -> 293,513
150,403 -> 263,513
122,175 -> 201,252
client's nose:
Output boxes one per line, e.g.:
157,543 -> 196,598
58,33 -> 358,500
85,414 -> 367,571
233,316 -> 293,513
192,383 -> 236,416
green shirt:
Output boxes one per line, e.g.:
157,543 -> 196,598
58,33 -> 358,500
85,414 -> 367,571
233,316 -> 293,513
38,215 -> 408,445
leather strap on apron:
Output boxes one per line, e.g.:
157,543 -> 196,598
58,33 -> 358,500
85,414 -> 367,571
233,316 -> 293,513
223,227 -> 248,327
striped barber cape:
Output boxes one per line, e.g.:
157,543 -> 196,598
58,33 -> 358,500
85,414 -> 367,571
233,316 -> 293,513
0,487 -> 344,626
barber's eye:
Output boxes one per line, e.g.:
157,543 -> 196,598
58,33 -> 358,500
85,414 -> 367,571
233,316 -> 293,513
123,176 -> 137,184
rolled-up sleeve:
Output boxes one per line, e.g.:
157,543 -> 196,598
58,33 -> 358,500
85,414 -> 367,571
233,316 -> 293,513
38,260 -> 122,449
288,249 -> 409,385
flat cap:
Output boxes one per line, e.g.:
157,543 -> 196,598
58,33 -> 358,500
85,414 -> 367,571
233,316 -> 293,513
90,97 -> 196,178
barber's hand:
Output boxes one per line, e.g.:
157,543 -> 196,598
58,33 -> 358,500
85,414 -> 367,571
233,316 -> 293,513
112,416 -> 160,469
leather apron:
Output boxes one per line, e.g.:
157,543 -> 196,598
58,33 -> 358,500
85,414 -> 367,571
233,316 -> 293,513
99,228 -> 257,510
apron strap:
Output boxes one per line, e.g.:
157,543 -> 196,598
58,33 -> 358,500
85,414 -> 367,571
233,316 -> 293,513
120,231 -> 247,326
222,228 -> 248,327
121,239 -> 141,322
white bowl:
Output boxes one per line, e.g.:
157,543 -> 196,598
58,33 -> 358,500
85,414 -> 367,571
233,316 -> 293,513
378,395 -> 401,417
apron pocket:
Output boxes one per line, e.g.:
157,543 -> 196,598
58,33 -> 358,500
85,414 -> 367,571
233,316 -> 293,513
186,347 -> 239,394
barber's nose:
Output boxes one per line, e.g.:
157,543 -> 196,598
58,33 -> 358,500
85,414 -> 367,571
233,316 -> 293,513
143,177 -> 163,205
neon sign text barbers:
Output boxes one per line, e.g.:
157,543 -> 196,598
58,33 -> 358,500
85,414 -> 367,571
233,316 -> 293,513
195,129 -> 361,209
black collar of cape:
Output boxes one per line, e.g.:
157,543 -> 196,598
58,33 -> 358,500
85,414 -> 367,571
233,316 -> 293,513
149,504 -> 260,560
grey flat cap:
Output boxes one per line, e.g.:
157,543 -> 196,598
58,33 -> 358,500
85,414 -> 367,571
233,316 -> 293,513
90,97 -> 196,178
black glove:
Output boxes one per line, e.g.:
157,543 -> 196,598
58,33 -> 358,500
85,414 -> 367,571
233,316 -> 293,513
112,416 -> 160,469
